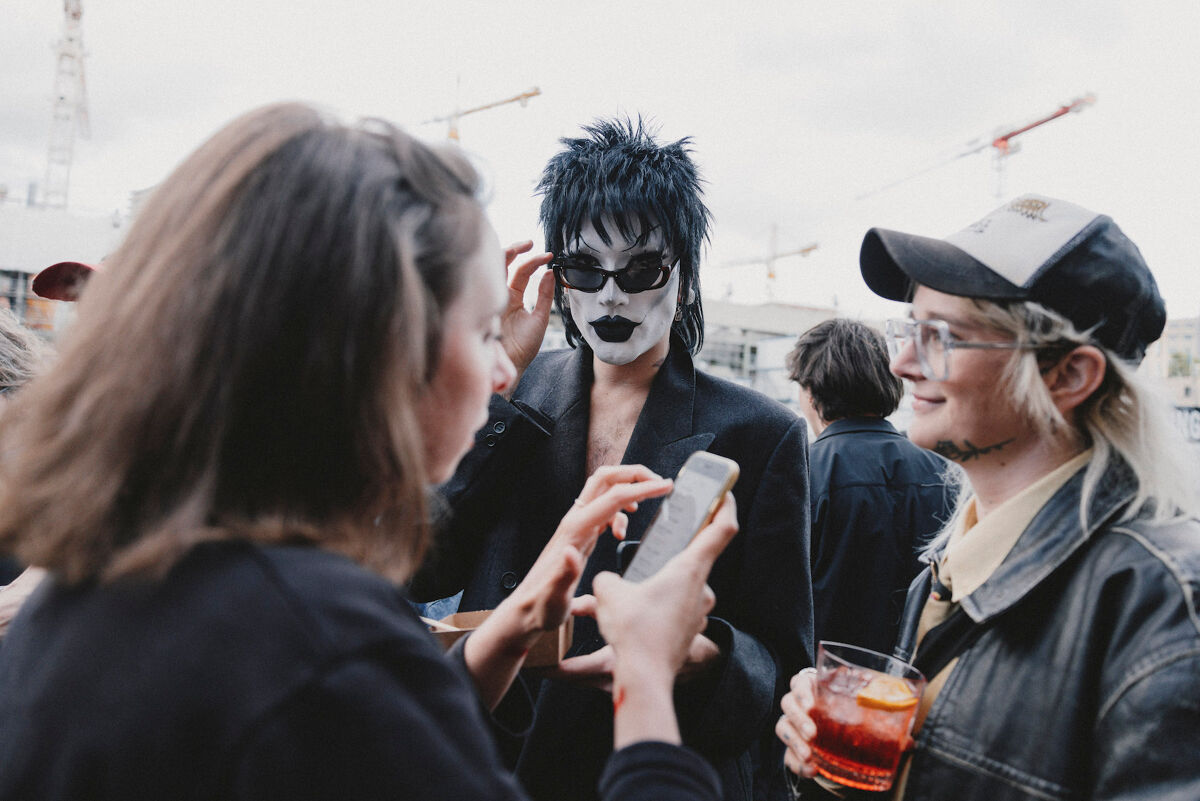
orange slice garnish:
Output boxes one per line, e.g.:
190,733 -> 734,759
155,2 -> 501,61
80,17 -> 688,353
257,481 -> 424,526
856,675 -> 919,711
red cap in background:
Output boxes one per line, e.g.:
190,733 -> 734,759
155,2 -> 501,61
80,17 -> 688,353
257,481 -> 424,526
31,261 -> 99,302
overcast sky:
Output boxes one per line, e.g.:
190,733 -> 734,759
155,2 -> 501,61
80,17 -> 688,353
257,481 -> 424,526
4,0 -> 1199,320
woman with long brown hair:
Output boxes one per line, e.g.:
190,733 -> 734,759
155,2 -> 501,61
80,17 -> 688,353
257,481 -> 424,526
0,102 -> 734,801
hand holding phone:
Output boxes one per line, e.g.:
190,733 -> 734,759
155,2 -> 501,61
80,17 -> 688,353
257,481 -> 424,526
621,452 -> 739,583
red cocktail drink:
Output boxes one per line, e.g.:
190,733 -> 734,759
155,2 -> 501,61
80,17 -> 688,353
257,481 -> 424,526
810,642 -> 925,791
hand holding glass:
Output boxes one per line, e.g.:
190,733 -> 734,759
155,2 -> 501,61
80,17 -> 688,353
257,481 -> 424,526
808,641 -> 925,791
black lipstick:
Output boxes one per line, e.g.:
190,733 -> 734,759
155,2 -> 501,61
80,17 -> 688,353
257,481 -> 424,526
589,316 -> 638,343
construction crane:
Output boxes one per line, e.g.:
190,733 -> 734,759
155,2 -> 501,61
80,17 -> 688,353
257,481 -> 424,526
717,223 -> 818,299
720,224 -> 818,278
43,0 -> 90,209
857,94 -> 1096,200
423,86 -> 541,141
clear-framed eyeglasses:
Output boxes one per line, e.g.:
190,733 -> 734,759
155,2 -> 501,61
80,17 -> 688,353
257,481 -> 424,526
884,318 -> 1050,382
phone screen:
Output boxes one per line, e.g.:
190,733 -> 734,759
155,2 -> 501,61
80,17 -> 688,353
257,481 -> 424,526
621,453 -> 738,583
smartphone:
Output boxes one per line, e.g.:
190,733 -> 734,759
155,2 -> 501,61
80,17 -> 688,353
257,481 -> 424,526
621,451 -> 739,583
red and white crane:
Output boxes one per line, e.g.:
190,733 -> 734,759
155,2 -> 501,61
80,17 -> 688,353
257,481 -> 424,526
423,86 -> 541,141
857,94 -> 1096,200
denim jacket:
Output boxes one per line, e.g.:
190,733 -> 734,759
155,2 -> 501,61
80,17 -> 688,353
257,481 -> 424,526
879,458 -> 1200,800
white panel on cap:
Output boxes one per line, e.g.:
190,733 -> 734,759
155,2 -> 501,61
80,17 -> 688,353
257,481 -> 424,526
943,195 -> 1101,289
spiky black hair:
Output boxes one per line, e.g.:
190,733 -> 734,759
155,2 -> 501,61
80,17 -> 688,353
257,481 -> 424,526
535,117 -> 711,353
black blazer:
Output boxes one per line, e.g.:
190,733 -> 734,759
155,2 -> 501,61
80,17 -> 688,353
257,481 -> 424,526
412,340 -> 814,801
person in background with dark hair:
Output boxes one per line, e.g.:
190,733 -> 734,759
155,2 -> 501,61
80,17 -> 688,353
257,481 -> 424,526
411,117 -> 813,801
0,102 -> 738,801
785,319 -> 952,654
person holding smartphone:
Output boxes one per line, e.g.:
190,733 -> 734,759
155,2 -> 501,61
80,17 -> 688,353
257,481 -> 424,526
410,118 -> 814,801
0,102 -> 738,801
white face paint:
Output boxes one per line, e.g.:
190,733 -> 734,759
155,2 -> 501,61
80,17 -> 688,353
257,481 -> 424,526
563,218 -> 680,366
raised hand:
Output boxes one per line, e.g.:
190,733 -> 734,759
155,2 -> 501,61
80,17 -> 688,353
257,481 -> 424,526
499,240 -> 555,389
594,494 -> 737,679
544,632 -> 723,693
505,465 -> 673,633
462,466 -> 672,708
592,494 -> 739,747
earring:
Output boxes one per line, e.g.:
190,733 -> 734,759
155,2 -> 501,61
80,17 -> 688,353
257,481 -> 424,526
674,305 -> 683,322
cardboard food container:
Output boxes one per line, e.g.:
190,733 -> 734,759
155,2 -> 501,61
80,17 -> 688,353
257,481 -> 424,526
421,610 -> 574,668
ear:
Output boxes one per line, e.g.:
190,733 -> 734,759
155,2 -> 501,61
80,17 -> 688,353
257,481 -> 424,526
1043,345 -> 1106,417
796,386 -> 826,436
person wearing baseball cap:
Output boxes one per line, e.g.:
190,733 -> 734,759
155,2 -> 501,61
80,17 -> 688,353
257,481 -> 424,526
778,194 -> 1200,799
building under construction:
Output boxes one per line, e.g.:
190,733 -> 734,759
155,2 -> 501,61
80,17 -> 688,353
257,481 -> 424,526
0,0 -> 122,334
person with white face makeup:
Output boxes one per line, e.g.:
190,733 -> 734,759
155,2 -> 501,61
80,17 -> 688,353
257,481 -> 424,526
411,118 -> 814,801
0,104 -> 740,801
557,219 -> 679,369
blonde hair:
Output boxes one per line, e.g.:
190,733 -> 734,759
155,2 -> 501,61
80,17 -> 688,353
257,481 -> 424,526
0,103 -> 486,585
0,306 -> 51,395
931,297 -> 1197,547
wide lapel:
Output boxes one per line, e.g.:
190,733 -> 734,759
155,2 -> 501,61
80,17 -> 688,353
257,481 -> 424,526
619,340 -> 716,543
570,341 -> 714,653
516,348 -> 593,522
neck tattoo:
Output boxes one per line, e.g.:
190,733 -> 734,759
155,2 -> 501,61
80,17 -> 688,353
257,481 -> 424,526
933,437 -> 1016,462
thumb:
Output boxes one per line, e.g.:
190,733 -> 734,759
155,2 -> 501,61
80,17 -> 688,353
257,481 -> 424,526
549,546 -> 585,595
591,570 -> 621,602
570,594 -> 598,619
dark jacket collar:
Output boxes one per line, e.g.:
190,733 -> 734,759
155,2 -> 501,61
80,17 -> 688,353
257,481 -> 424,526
517,339 -> 715,532
626,338 -> 705,453
814,416 -> 900,443
938,456 -> 1137,623
513,343 -> 592,422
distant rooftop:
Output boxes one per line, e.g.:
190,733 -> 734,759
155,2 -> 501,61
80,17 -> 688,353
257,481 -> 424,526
0,204 -> 125,274
703,299 -> 877,339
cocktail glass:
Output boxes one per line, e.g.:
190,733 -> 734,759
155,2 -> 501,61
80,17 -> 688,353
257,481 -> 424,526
809,641 -> 925,791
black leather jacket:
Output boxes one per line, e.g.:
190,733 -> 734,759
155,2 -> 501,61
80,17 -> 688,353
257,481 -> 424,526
886,458 -> 1200,800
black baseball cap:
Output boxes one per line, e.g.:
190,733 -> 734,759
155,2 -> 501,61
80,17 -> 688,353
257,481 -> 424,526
860,194 -> 1166,364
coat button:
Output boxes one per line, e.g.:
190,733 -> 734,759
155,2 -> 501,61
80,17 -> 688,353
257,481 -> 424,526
484,434 -> 497,447
492,421 -> 506,434
500,571 -> 518,590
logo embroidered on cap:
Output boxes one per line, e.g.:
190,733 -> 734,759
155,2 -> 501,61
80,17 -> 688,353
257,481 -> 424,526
1006,197 -> 1050,221
944,194 -> 1100,288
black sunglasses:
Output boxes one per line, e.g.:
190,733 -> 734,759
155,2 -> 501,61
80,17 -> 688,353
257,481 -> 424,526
551,252 -> 674,293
